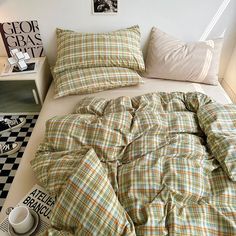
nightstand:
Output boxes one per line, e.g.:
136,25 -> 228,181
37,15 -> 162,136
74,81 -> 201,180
0,57 -> 51,114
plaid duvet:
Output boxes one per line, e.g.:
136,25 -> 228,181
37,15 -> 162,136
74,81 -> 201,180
31,92 -> 236,235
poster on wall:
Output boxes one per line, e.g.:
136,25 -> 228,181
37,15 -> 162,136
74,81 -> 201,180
0,20 -> 45,58
92,0 -> 118,14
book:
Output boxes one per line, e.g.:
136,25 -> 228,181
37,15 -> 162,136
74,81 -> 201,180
0,60 -> 39,77
0,184 -> 55,234
0,20 -> 45,58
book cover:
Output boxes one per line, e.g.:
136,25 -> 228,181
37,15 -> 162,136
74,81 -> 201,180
0,20 -> 45,58
0,184 -> 55,234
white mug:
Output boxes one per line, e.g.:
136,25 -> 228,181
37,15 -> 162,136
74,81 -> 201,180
8,206 -> 34,234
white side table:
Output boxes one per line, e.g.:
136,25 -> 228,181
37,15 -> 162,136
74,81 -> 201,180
0,57 -> 51,113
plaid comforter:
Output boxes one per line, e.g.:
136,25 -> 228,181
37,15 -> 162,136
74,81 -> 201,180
31,92 -> 236,235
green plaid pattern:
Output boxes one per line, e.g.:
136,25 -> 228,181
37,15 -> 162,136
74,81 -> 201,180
52,26 -> 145,98
53,67 -> 143,98
54,26 -> 145,73
31,92 -> 236,235
197,103 -> 236,181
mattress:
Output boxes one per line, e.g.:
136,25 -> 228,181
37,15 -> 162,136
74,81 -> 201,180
0,78 -> 232,221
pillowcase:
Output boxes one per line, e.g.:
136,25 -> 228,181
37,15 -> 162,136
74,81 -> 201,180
53,67 -> 143,98
145,27 -> 223,85
54,26 -> 145,72
53,25 -> 145,98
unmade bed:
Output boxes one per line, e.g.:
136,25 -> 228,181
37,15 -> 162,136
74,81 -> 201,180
0,78 -> 232,222
1,24 -> 236,235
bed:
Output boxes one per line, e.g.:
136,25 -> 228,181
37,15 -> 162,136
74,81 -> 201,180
1,25 -> 236,235
0,78 -> 232,219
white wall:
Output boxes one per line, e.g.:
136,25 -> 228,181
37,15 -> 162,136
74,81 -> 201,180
0,0 -> 236,78
222,44 -> 236,102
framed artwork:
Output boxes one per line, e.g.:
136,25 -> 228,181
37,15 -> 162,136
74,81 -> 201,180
92,0 -> 118,14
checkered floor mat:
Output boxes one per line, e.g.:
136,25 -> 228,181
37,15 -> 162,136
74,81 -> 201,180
0,115 -> 38,212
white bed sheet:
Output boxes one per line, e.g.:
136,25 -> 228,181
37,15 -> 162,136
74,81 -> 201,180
0,78 -> 232,221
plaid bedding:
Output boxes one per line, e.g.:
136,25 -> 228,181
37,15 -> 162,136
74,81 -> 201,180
52,26 -> 145,98
54,26 -> 145,73
31,92 -> 236,235
53,67 -> 143,98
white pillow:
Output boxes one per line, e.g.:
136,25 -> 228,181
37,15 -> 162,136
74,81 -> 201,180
145,27 -> 223,85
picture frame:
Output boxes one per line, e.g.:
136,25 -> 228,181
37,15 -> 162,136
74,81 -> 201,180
92,0 -> 118,14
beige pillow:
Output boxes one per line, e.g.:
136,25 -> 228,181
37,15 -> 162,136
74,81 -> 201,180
145,27 -> 223,85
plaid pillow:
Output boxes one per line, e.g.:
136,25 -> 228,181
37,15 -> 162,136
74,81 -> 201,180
52,26 -> 145,98
54,25 -> 145,73
53,67 -> 143,98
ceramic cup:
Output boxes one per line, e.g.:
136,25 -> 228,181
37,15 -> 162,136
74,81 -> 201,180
8,206 -> 34,234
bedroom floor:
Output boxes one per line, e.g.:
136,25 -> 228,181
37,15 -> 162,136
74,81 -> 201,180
0,115 -> 38,212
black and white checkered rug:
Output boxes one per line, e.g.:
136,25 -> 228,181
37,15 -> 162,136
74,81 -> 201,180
0,115 -> 38,212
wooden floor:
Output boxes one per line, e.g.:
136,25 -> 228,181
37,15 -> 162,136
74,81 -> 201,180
0,81 -> 41,114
